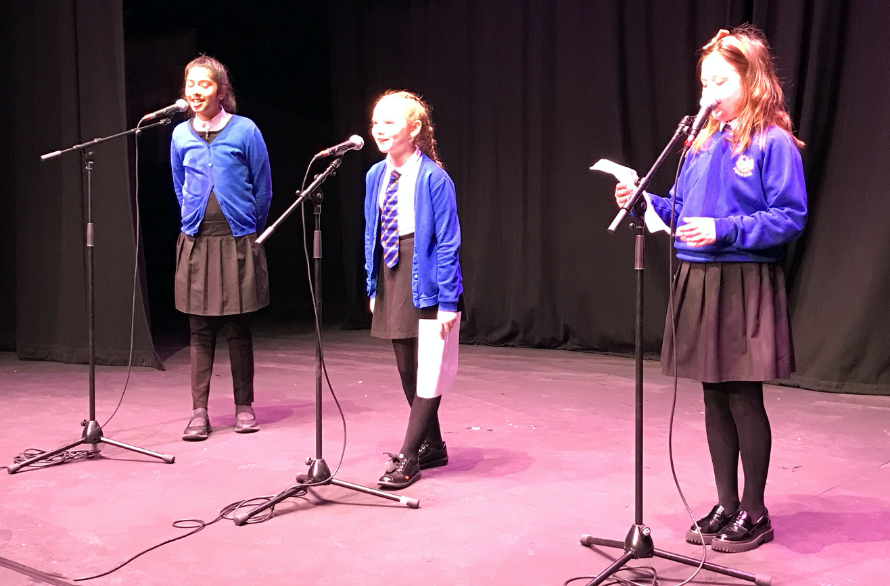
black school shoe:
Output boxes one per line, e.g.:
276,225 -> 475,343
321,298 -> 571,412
378,453 -> 421,490
418,441 -> 449,470
685,504 -> 736,545
711,509 -> 774,553
182,415 -> 211,441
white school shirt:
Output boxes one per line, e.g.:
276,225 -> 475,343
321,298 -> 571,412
192,107 -> 233,134
377,149 -> 422,236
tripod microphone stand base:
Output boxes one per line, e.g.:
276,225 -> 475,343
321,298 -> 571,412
232,164 -> 419,528
580,526 -> 771,585
7,420 -> 175,474
232,457 -> 419,526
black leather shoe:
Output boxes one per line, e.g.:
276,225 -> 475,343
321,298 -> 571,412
685,504 -> 736,545
182,415 -> 211,441
418,440 -> 448,470
378,453 -> 421,490
234,408 -> 259,434
711,509 -> 773,553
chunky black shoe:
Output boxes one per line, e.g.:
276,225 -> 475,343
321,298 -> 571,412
234,407 -> 260,434
377,453 -> 421,490
182,415 -> 211,441
418,440 -> 448,470
685,504 -> 736,545
711,509 -> 774,553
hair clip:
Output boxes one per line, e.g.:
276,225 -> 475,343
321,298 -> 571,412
704,29 -> 730,51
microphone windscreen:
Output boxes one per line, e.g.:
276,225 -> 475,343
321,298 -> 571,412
700,95 -> 721,110
349,135 -> 365,149
175,98 -> 189,112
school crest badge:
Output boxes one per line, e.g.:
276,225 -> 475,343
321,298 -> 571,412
733,155 -> 755,177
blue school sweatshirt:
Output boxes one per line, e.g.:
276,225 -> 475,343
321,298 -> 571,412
648,125 -> 807,263
170,115 -> 272,237
364,154 -> 463,312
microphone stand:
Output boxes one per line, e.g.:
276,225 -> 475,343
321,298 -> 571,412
579,116 -> 770,585
8,118 -> 177,474
233,156 -> 418,526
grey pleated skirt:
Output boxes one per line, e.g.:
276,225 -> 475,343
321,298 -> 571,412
661,261 -> 794,383
174,231 -> 269,317
371,235 -> 437,339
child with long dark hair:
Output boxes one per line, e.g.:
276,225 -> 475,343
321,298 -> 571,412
171,55 -> 272,441
615,26 -> 807,552
364,91 -> 463,489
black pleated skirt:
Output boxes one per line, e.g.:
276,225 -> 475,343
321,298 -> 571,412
371,235 -> 437,339
661,261 -> 794,383
174,230 -> 269,317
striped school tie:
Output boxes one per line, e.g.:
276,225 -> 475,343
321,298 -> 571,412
380,170 -> 401,268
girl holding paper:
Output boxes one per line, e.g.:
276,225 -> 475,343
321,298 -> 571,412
364,90 -> 463,490
614,26 -> 807,552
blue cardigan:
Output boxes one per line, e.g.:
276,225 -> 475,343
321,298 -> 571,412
364,154 -> 463,312
170,115 -> 272,237
649,126 -> 807,263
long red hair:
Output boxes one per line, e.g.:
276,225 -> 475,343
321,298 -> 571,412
692,25 -> 803,155
373,91 -> 443,168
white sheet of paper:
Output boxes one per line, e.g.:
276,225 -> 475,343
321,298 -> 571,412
591,158 -> 671,234
417,313 -> 461,399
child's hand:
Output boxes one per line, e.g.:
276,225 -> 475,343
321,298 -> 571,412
676,217 -> 716,247
370,297 -> 375,314
437,310 -> 458,339
614,181 -> 636,207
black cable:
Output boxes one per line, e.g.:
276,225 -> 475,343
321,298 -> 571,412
99,119 -> 145,429
7,123 -> 146,472
296,156 -> 349,485
663,147 -> 707,585
71,486 -> 308,581
7,448 -> 99,470
566,566 -> 659,586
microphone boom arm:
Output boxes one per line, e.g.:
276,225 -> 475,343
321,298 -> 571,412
608,115 -> 692,234
40,118 -> 172,161
256,156 -> 342,245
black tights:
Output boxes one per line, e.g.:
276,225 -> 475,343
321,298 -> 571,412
392,338 -> 443,458
702,381 -> 771,518
189,314 -> 254,410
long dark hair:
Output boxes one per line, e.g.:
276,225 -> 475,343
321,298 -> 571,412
182,55 -> 237,115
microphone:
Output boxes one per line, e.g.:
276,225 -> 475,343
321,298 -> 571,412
141,99 -> 189,121
316,135 -> 364,158
684,96 -> 721,147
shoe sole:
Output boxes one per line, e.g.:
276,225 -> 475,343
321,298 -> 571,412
182,425 -> 211,441
234,426 -> 260,434
685,530 -> 716,545
419,457 -> 448,470
378,471 -> 422,490
710,528 -> 774,553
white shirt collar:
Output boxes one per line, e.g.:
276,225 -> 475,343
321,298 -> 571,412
193,107 -> 232,134
386,148 -> 422,175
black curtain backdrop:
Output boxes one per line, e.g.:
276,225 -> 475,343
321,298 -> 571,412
2,0 -> 160,368
329,0 -> 890,394
0,3 -> 16,351
2,1 -> 887,395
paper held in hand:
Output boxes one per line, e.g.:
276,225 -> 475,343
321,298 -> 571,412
416,313 -> 461,399
591,159 -> 671,234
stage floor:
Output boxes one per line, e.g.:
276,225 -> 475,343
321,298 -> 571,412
2,324 -> 889,585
